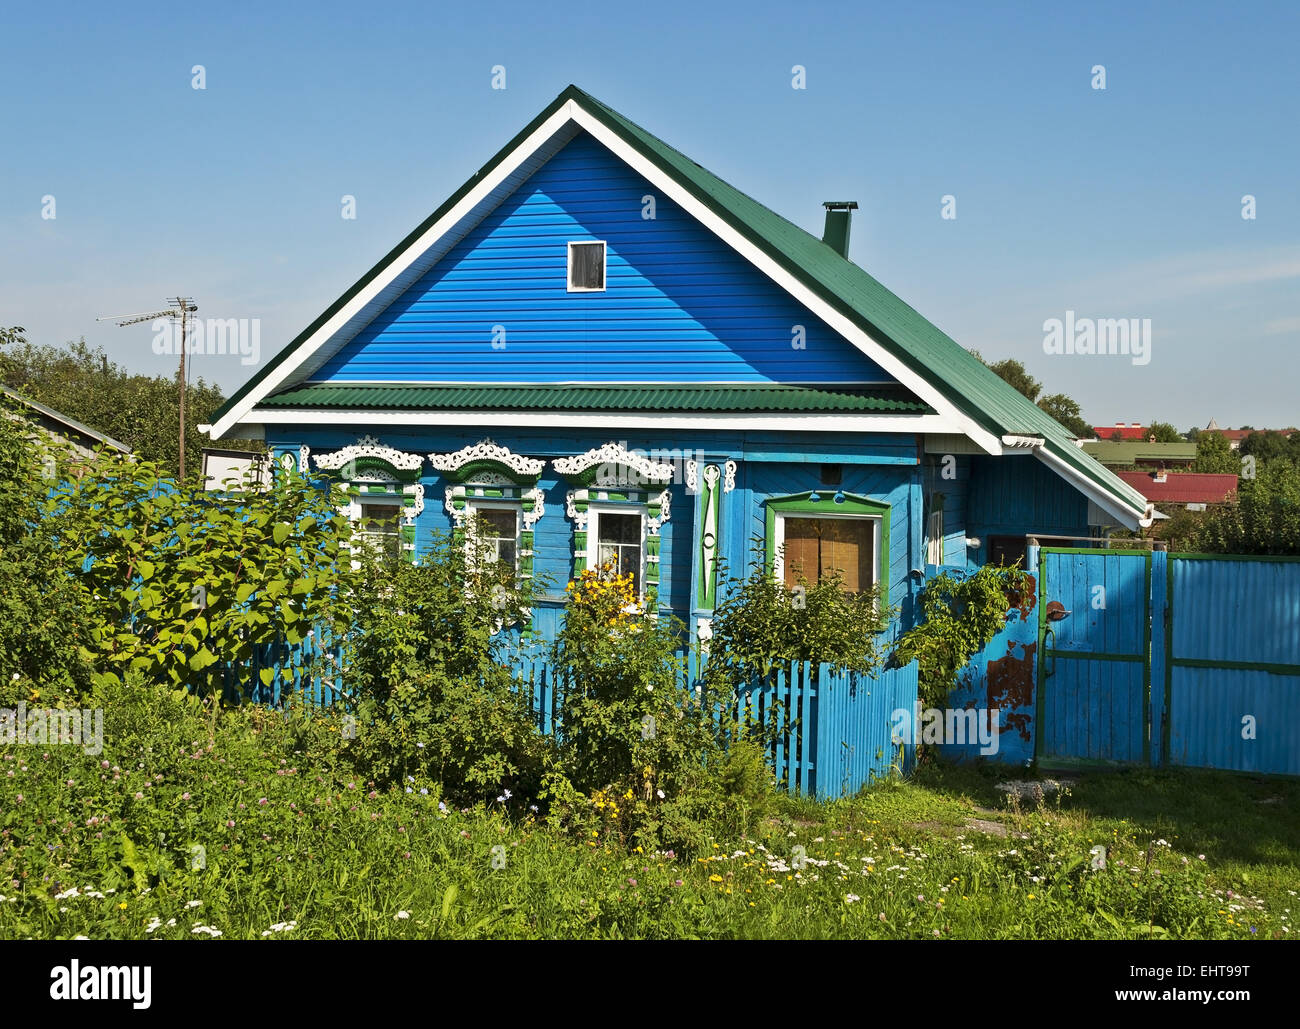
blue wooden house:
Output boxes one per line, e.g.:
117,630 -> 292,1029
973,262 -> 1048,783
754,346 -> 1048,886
202,86 -> 1151,654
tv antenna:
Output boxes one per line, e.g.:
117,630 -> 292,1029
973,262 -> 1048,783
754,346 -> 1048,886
97,298 -> 198,479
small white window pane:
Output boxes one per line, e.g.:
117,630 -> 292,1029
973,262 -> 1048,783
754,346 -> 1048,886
359,502 -> 402,561
474,508 -> 519,568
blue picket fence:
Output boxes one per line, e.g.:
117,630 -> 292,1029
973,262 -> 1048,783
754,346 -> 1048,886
505,644 -> 917,798
221,626 -> 918,799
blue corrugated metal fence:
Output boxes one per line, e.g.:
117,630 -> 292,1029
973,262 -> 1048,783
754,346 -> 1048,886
1037,546 -> 1300,775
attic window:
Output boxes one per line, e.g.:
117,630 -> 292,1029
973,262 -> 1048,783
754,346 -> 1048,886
568,241 -> 606,292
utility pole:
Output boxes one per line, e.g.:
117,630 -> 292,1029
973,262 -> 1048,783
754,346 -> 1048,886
97,298 -> 198,479
174,297 -> 190,481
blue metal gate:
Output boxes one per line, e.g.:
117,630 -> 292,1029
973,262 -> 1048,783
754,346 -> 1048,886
1036,547 -> 1152,764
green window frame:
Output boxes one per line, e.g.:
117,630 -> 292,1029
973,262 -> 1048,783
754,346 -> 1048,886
764,491 -> 891,606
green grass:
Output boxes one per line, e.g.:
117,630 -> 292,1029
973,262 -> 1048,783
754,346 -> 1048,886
4,726 -> 1296,940
2,674 -> 1296,940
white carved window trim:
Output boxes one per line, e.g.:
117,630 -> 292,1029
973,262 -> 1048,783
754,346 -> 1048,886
428,439 -> 545,480
308,437 -> 425,565
553,441 -> 674,486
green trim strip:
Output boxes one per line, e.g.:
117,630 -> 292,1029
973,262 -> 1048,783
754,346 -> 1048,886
259,383 -> 931,415
1142,550 -> 1152,766
1043,649 -> 1145,664
1034,546 -> 1047,761
1164,553 -> 1173,763
763,490 -> 891,607
1171,657 -> 1300,676
1039,546 -> 1151,557
1169,551 -> 1300,564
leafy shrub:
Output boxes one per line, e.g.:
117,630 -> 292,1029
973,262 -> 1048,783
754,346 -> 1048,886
549,563 -> 732,853
890,563 -> 1032,708
0,402 -> 96,696
705,546 -> 893,689
344,524 -> 553,806
42,452 -> 355,698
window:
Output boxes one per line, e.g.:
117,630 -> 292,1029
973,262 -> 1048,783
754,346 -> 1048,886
820,463 -> 843,487
779,516 -> 875,593
359,501 -> 403,562
926,509 -> 944,565
590,507 -> 644,592
988,535 -> 1027,568
567,241 -> 606,292
467,502 -> 520,570
767,491 -> 890,603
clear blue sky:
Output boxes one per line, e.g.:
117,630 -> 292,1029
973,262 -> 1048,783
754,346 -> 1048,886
2,0 -> 1296,431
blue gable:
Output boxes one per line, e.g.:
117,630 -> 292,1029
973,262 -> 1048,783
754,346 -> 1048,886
315,132 -> 894,385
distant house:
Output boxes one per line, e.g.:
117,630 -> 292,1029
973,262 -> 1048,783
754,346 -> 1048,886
202,85 -> 1152,648
1093,422 -> 1150,441
1081,440 -> 1197,470
1,384 -> 131,473
1114,470 -> 1237,510
1202,418 -> 1293,451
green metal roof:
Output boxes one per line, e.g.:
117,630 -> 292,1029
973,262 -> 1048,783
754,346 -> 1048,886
1081,440 -> 1198,466
260,383 -> 932,414
212,85 -> 1147,521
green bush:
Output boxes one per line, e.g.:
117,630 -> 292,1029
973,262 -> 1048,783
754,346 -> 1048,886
0,402 -> 96,697
891,563 -> 1032,709
548,563 -> 735,853
344,524 -> 554,807
706,545 -> 893,688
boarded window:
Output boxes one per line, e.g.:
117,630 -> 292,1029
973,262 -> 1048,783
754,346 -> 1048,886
782,517 -> 874,593
568,241 -> 606,290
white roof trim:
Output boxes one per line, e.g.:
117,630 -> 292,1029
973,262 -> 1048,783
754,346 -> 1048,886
205,101 -> 584,439
569,107 -> 1003,455
1033,446 -> 1150,531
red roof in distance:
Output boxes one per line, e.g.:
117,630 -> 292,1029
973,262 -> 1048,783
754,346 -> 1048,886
1094,422 -> 1149,440
1116,471 -> 1238,505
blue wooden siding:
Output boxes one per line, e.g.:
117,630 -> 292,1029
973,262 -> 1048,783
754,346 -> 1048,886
733,452 -> 919,607
315,132 -> 894,385
966,454 -> 1091,558
921,454 -> 971,567
277,426 -> 920,625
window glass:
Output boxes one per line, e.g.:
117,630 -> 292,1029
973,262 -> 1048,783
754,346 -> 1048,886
569,242 -> 605,290
596,511 -> 641,591
474,507 -> 519,569
359,502 -> 403,561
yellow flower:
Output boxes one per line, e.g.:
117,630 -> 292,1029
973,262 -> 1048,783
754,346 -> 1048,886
118,902 -> 127,910
709,874 -> 723,882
